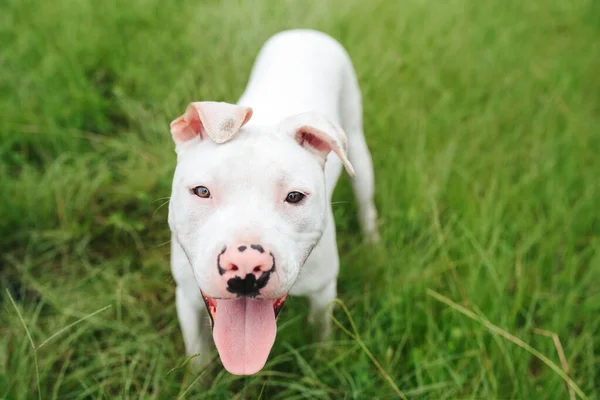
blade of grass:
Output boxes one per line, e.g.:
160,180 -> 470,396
177,369 -> 207,400
533,328 -> 576,400
6,288 -> 41,400
37,305 -> 112,349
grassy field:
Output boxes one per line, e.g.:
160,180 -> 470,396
1,0 -> 599,398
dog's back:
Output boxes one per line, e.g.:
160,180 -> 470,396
238,29 -> 352,129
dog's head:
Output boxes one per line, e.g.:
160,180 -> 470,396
168,101 -> 354,375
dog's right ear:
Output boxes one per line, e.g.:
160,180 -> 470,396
170,102 -> 253,145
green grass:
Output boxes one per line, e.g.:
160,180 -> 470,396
1,0 -> 599,398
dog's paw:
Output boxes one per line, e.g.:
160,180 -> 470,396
307,315 -> 332,342
360,204 -> 381,244
366,228 -> 381,244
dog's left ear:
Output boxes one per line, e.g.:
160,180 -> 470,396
170,101 -> 253,145
280,112 -> 355,177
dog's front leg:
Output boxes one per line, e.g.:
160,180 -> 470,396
175,286 -> 212,370
307,279 -> 337,340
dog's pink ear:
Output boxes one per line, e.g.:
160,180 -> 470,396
170,102 -> 253,144
280,112 -> 355,176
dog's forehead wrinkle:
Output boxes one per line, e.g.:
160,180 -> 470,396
178,125 -> 318,169
178,135 -> 320,192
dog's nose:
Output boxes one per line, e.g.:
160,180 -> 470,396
217,243 -> 276,297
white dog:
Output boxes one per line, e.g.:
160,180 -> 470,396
168,29 -> 379,375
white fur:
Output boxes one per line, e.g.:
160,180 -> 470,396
169,29 -> 379,369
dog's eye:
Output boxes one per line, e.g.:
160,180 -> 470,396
285,191 -> 305,204
192,186 -> 211,198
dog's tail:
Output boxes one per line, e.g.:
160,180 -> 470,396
339,59 -> 380,243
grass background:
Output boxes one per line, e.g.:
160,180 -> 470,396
1,0 -> 599,398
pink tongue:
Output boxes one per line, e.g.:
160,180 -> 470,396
213,297 -> 276,375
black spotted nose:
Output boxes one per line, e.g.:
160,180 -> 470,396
216,243 -> 276,297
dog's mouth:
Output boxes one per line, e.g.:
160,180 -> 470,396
201,291 -> 287,325
200,291 -> 287,375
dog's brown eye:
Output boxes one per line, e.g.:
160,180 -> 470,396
285,191 -> 305,204
192,186 -> 211,198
